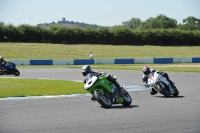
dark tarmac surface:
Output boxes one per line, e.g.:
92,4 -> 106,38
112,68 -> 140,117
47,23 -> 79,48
0,68 -> 200,133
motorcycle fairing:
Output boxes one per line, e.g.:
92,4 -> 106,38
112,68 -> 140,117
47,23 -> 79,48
2,62 -> 16,71
84,74 -> 98,90
84,74 -> 114,94
147,71 -> 175,94
147,72 -> 160,86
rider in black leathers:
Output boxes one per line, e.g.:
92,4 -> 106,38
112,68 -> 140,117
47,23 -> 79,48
82,65 -> 122,100
0,56 -> 7,74
142,66 -> 175,95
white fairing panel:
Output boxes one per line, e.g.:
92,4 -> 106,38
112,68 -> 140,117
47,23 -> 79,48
147,71 -> 175,94
84,73 -> 98,90
147,72 -> 161,86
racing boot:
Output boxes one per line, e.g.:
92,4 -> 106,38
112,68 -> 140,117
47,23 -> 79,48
150,88 -> 157,95
91,95 -> 96,101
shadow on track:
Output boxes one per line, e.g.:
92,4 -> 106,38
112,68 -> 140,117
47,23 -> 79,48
154,95 -> 185,98
100,105 -> 139,109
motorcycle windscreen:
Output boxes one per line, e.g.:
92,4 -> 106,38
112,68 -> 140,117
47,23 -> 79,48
85,73 -> 96,83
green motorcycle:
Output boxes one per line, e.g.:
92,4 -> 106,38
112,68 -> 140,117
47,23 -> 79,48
84,73 -> 132,108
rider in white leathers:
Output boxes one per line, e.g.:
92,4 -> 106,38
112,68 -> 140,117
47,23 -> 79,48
142,66 -> 175,95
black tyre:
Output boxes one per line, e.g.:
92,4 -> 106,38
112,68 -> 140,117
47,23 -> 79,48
94,90 -> 112,108
173,86 -> 179,96
13,69 -> 20,76
121,92 -> 132,106
157,84 -> 171,98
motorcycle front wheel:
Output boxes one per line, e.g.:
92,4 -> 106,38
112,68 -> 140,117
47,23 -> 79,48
94,90 -> 112,109
13,69 -> 20,76
173,86 -> 179,96
121,92 -> 132,106
157,85 -> 171,98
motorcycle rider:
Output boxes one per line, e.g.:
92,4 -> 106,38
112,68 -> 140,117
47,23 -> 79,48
0,56 -> 7,74
82,65 -> 123,100
142,66 -> 175,95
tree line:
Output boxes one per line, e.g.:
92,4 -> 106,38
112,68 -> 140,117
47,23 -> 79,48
36,14 -> 200,31
122,14 -> 200,31
0,14 -> 200,45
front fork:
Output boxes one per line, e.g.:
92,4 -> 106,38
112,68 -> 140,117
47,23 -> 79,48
110,87 -> 124,104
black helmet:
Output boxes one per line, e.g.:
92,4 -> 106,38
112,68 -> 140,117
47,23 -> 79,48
143,66 -> 151,75
82,65 -> 92,76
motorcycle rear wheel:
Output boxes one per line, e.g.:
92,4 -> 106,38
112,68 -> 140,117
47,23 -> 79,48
94,90 -> 112,109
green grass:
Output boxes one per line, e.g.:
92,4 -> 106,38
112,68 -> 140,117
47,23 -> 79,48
2,42 -> 199,72
1,42 -> 200,59
0,78 -> 86,98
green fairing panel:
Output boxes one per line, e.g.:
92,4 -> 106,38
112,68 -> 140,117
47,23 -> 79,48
88,76 -> 114,94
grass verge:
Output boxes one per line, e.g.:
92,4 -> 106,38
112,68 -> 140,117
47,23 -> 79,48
0,78 -> 86,98
1,43 -> 200,59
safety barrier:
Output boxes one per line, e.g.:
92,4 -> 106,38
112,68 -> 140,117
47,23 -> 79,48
8,57 -> 200,66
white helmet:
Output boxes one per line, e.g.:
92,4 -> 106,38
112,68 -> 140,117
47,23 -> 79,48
81,65 -> 92,76
0,56 -> 4,60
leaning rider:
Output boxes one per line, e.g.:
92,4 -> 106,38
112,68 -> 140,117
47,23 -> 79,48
142,66 -> 175,95
0,56 -> 7,74
81,65 -> 123,100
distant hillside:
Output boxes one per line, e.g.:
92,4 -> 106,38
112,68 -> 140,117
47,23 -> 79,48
37,18 -> 109,29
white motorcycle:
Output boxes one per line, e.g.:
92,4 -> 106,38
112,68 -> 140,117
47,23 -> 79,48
147,70 -> 179,97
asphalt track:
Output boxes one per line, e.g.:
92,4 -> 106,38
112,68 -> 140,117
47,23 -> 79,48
0,68 -> 200,133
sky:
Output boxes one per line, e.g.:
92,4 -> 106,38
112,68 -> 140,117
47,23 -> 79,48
0,0 -> 200,26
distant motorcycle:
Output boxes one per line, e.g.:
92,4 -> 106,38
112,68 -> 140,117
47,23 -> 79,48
84,73 -> 132,108
1,62 -> 20,76
147,70 -> 179,97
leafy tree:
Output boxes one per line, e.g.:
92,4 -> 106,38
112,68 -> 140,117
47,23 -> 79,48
17,24 -> 40,42
140,14 -> 177,29
110,26 -> 133,44
178,16 -> 200,30
156,14 -> 177,28
83,27 -> 98,44
97,27 -> 112,44
122,17 -> 142,30
0,24 -> 5,41
183,16 -> 199,25
139,17 -> 154,29
0,22 -> 4,25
